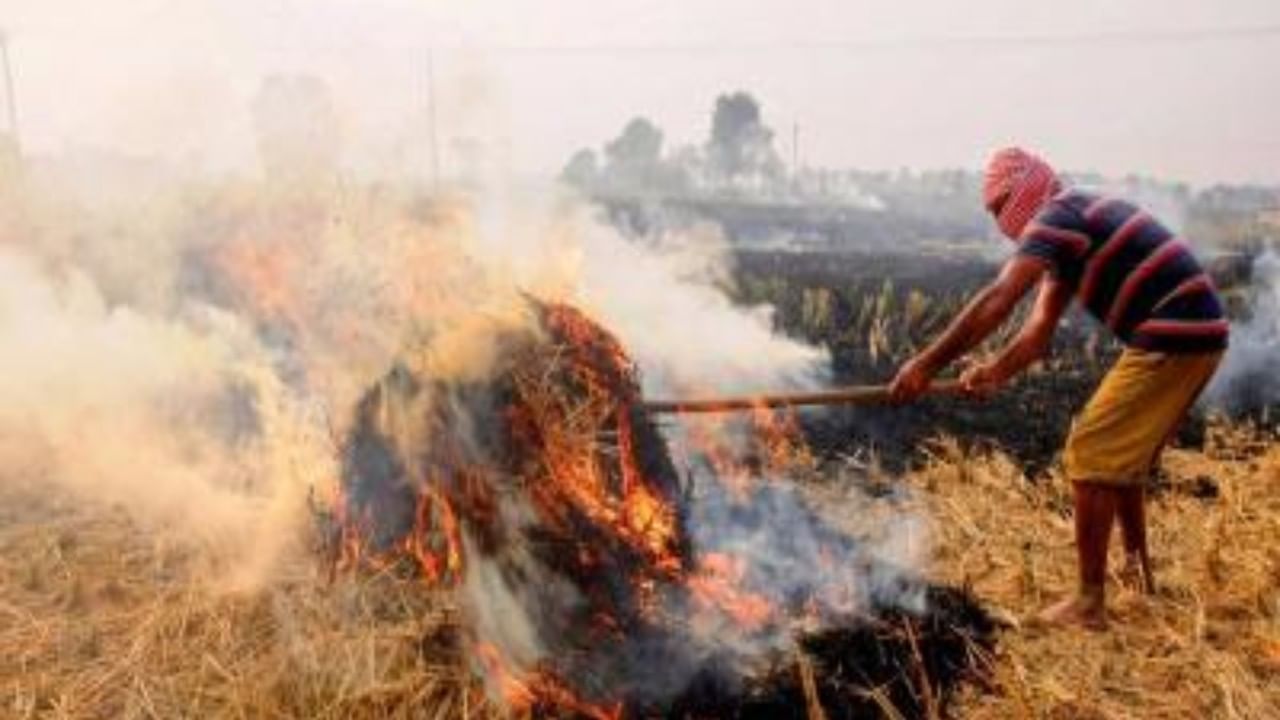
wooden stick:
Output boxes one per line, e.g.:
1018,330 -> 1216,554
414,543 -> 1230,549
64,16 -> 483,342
643,380 -> 966,415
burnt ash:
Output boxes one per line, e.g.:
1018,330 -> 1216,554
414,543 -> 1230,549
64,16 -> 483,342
662,587 -> 994,720
731,250 -> 1233,474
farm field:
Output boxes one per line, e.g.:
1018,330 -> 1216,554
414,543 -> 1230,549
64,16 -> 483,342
4,6 -> 1279,713
4,423 -> 1277,718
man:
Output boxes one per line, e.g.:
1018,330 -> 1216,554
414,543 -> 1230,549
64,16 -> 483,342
889,147 -> 1227,630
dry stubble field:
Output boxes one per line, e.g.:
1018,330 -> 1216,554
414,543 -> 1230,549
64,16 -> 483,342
3,417 -> 1277,719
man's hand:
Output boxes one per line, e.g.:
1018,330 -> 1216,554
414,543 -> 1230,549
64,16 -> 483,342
887,255 -> 1049,407
959,359 -> 1008,399
886,256 -> 1045,404
957,276 -> 1072,399
888,355 -> 936,404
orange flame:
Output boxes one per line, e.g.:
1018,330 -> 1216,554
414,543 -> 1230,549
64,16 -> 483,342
474,643 -> 623,720
402,484 -> 464,584
329,481 -> 463,583
325,301 -> 825,716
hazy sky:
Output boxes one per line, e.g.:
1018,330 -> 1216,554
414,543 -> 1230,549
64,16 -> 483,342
5,1 -> 1280,184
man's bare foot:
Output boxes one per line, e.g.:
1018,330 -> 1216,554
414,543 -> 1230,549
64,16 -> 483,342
1034,592 -> 1107,631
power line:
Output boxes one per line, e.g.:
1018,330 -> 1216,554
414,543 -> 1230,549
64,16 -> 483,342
462,23 -> 1280,55
0,29 -> 18,153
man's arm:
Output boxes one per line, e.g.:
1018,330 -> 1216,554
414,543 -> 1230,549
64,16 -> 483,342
978,276 -> 1074,384
888,254 -> 1047,402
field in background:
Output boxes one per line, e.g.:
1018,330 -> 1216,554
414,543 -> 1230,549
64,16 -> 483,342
731,249 -> 1276,474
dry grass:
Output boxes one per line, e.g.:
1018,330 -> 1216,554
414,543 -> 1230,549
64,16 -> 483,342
918,425 -> 1280,719
2,426 -> 1277,719
0,478 -> 488,719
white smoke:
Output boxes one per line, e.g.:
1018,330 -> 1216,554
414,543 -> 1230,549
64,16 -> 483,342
578,218 -> 829,397
1205,251 -> 1280,414
0,143 -> 836,584
0,80 -> 924,713
0,245 -> 331,586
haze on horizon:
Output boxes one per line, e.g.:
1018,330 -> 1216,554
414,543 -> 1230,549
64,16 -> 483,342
4,0 -> 1279,186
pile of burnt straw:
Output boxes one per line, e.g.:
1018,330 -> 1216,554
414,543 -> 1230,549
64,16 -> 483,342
323,299 -> 997,719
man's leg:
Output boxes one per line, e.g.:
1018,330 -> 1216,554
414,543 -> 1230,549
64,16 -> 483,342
1049,348 -> 1221,629
1038,481 -> 1115,629
1116,486 -> 1155,593
1115,355 -> 1218,595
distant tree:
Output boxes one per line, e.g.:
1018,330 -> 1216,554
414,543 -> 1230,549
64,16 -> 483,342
705,92 -> 782,189
560,148 -> 599,189
599,117 -> 688,194
668,144 -> 704,191
604,118 -> 663,173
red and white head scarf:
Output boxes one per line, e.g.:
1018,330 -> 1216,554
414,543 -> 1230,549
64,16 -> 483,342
983,147 -> 1061,240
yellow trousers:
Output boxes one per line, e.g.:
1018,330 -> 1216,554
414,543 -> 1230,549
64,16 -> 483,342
1064,348 -> 1222,486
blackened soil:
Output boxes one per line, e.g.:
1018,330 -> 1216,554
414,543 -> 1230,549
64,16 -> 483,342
731,250 -> 1224,475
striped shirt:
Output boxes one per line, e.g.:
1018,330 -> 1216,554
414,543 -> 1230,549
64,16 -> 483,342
1017,190 -> 1228,354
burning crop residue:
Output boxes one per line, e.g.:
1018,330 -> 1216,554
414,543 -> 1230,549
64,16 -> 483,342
324,299 -> 995,718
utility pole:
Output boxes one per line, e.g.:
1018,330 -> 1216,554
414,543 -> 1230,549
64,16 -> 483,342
426,49 -> 440,193
792,122 -> 799,175
791,121 -> 800,193
0,29 -> 19,154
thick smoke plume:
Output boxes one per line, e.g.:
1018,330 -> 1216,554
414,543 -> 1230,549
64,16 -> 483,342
0,249 -> 260,538
0,70 -> 951,712
0,142 -> 829,595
